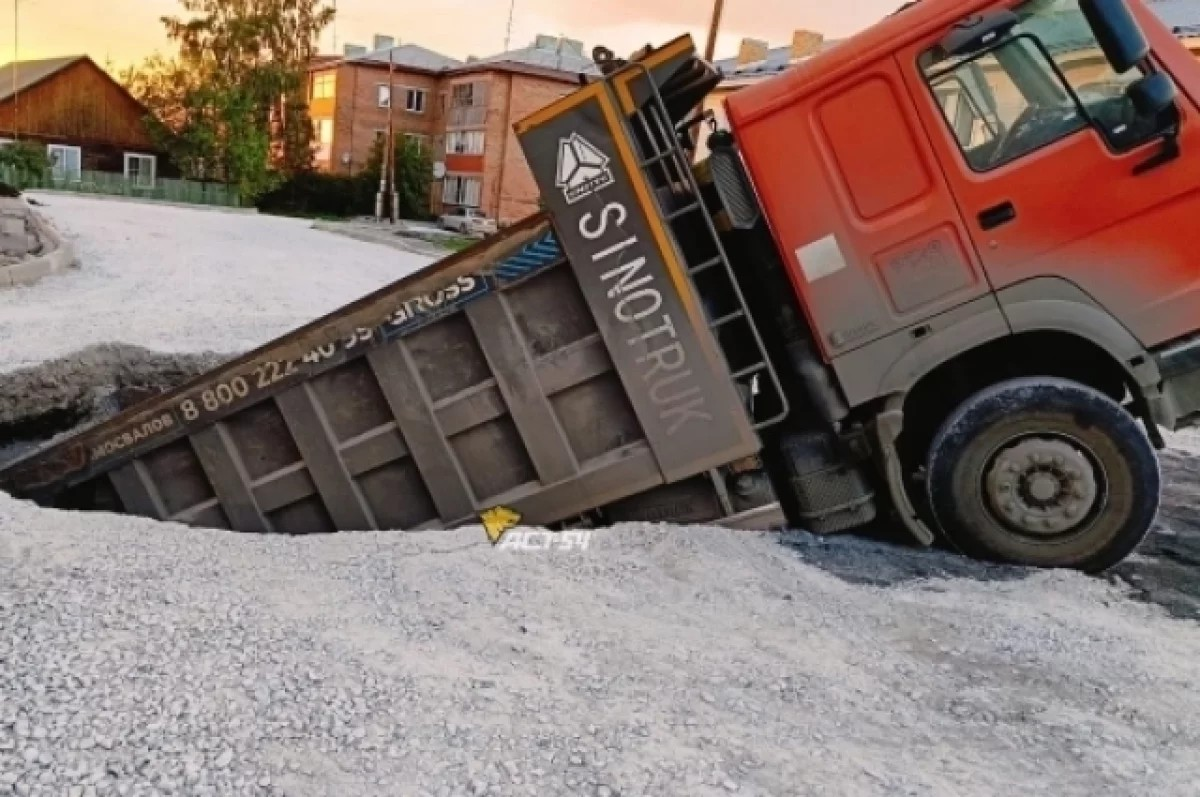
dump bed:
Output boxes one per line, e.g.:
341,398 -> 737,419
0,36 -> 787,534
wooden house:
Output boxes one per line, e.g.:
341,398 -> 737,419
0,55 -> 171,185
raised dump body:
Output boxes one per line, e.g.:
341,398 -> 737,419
1,43 -> 788,534
0,211 -> 772,532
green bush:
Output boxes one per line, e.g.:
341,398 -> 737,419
255,135 -> 434,220
254,170 -> 375,218
0,141 -> 50,181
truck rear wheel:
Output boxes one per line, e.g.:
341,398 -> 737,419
925,377 -> 1159,573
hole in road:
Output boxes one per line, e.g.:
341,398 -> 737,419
0,343 -> 233,468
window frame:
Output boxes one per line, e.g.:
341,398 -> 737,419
445,130 -> 485,155
47,144 -> 82,183
919,4 -> 1160,173
921,33 -> 1098,172
403,133 -> 427,153
442,174 -> 482,207
123,152 -> 157,189
405,88 -> 427,114
376,84 -> 391,108
315,118 -> 335,162
311,72 -> 336,100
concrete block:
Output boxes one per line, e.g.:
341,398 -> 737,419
0,233 -> 30,256
0,216 -> 25,237
5,257 -> 50,287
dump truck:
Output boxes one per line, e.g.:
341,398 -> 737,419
3,0 -> 1200,572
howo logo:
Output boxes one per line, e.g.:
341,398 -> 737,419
556,132 -> 614,204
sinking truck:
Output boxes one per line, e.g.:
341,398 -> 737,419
4,0 -> 1200,572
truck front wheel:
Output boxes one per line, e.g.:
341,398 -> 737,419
925,377 -> 1159,573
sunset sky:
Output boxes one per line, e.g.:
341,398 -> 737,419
1,0 -> 901,70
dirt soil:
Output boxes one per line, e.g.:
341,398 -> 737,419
1108,445 -> 1200,621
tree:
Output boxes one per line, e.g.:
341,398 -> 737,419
121,0 -> 334,199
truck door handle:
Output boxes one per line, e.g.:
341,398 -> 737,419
978,201 -> 1016,230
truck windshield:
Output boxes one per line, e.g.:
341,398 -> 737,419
921,0 -> 1146,171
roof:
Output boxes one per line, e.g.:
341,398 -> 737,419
313,36 -> 598,80
710,39 -> 844,84
347,43 -> 463,72
0,56 -> 85,103
469,41 -> 601,76
713,41 -> 844,82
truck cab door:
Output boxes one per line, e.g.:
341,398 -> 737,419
901,0 -> 1200,350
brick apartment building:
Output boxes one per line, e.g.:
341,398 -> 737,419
307,34 -> 598,224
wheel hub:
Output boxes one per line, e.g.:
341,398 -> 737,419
985,437 -> 1099,536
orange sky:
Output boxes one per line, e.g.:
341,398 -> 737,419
1,0 -> 900,69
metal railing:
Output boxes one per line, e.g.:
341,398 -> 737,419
0,167 -> 243,208
446,105 -> 488,128
621,61 -> 790,432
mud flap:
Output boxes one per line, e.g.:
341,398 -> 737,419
874,401 -> 936,547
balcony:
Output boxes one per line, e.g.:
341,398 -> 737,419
446,104 -> 487,129
445,81 -> 488,129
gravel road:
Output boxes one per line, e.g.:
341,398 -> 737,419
0,194 -> 430,374
3,492 -> 1200,797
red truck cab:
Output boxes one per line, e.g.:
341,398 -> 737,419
716,0 -> 1200,569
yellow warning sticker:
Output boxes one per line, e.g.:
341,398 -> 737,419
481,506 -> 522,545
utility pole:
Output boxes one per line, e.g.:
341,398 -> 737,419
704,0 -> 725,63
12,0 -> 19,139
376,50 -> 394,222
503,0 -> 516,52
387,48 -> 397,224
689,0 -> 726,152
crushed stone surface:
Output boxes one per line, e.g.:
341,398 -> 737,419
2,500 -> 1200,797
0,194 -> 433,373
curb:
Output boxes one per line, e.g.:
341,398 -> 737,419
0,202 -> 79,289
24,189 -> 255,215
311,221 -> 451,258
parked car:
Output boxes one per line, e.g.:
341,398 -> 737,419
439,207 -> 498,237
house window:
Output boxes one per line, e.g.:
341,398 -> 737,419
404,134 -> 427,153
405,88 -> 426,113
47,144 -> 82,182
316,119 -> 334,162
312,73 -> 336,100
376,84 -> 391,108
442,175 -> 482,207
124,153 -> 157,189
451,83 -> 477,107
445,130 -> 485,155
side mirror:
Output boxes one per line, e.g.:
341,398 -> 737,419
1125,72 -> 1183,176
1127,72 -> 1178,118
1080,0 -> 1149,74
939,10 -> 1020,58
